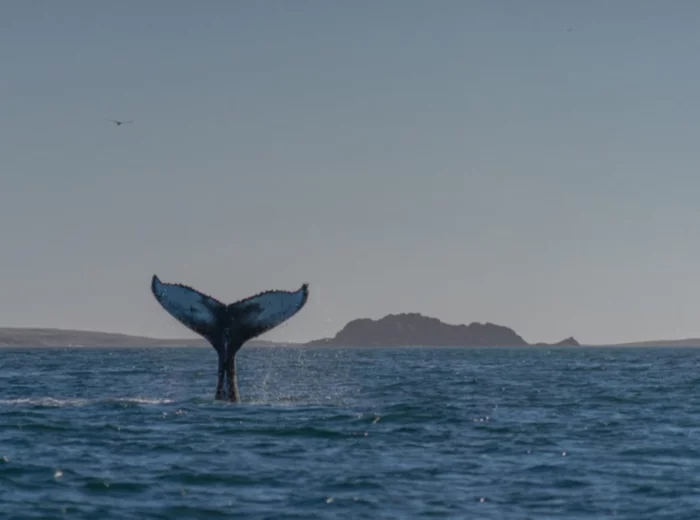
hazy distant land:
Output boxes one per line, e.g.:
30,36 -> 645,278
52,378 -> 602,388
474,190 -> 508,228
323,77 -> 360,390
0,328 -> 280,348
607,338 -> 700,347
1,313 -> 699,347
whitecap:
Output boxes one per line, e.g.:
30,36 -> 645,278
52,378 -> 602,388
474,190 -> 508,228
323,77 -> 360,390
0,397 -> 174,407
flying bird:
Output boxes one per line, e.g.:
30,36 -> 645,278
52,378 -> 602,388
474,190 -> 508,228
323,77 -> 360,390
107,119 -> 134,126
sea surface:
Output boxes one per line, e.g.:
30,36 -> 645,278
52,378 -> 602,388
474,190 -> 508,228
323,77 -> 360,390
2,346 -> 700,519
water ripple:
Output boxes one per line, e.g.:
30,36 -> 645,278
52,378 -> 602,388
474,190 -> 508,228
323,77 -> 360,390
2,346 -> 700,518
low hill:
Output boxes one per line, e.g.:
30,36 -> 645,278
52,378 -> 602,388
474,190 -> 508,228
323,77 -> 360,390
607,338 -> 700,347
0,328 -> 282,347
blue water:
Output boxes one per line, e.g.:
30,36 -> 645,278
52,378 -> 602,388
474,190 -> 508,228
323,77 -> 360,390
1,346 -> 700,519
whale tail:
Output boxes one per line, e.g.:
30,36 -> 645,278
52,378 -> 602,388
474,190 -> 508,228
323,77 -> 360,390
150,275 -> 309,402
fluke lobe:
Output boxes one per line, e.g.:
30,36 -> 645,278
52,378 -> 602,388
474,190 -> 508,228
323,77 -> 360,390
150,275 -> 309,403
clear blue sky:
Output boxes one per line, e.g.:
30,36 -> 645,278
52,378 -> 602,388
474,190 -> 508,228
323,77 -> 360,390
2,1 -> 700,344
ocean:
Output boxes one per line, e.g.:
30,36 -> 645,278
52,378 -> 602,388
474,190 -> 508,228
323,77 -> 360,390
1,345 -> 700,519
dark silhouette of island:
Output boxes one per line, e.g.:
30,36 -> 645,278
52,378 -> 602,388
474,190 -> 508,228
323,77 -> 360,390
304,312 -> 577,347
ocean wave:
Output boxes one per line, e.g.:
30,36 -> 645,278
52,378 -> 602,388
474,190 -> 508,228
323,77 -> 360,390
0,397 -> 174,407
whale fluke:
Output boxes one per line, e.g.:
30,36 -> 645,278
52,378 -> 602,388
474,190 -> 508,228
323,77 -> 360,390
150,275 -> 309,402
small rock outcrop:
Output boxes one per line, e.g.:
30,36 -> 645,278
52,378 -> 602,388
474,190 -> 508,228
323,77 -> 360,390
533,336 -> 580,347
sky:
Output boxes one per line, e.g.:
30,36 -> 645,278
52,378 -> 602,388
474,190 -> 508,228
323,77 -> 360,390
2,0 -> 700,345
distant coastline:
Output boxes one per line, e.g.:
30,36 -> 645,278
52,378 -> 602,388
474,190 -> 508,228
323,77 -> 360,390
0,328 -> 281,348
2,315 -> 700,348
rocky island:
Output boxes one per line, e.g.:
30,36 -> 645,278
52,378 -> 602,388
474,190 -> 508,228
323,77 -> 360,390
304,312 -> 579,347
